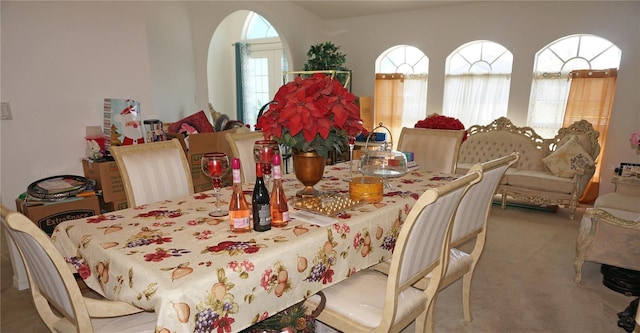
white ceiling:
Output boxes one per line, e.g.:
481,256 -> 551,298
290,1 -> 470,20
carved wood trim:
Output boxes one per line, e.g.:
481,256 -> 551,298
585,208 -> 640,229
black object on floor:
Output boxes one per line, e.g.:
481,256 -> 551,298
617,297 -> 638,333
601,264 -> 640,296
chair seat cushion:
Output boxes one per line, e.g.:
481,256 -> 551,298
307,269 -> 427,328
505,169 -> 575,193
447,248 -> 473,275
595,193 -> 640,214
457,163 -> 513,185
423,248 -> 473,281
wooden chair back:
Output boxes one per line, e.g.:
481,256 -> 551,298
382,170 -> 482,331
111,139 -> 193,207
397,127 -> 465,174
0,205 -> 156,333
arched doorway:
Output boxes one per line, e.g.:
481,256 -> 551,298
208,11 -> 289,128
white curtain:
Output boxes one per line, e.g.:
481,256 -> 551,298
442,73 -> 510,128
401,74 -> 428,128
526,72 -> 571,138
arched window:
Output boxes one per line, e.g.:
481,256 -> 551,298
527,34 -> 621,138
237,12 -> 287,126
442,40 -> 513,128
245,13 -> 278,39
528,34 -> 621,203
374,45 -> 429,147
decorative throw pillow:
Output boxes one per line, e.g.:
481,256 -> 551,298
543,136 -> 595,178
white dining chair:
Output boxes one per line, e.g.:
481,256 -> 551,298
397,127 -> 465,174
0,205 -> 157,333
305,170 -> 482,333
225,130 -> 265,184
371,153 -> 518,325
111,139 -> 193,207
433,153 -> 519,322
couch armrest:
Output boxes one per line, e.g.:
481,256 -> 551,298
574,207 -> 640,282
574,165 -> 596,199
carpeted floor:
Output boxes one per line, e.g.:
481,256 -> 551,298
1,204 -> 634,332
433,204 -> 632,333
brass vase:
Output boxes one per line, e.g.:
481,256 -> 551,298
292,151 -> 326,197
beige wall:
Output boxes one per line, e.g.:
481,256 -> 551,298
1,1 -> 639,207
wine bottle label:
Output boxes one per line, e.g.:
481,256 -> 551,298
232,169 -> 241,183
232,216 -> 250,229
282,211 -> 290,222
255,204 -> 271,226
273,165 -> 282,179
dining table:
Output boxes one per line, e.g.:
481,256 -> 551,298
51,161 -> 458,332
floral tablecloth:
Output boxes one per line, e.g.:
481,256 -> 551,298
52,163 -> 456,333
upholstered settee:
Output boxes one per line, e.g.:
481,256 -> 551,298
574,207 -> 640,283
456,117 -> 600,219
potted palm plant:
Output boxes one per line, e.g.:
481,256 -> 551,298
303,41 -> 351,89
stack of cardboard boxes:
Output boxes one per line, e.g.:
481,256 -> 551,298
15,175 -> 101,235
82,159 -> 129,212
186,127 -> 247,191
15,195 -> 101,235
81,127 -> 248,211
13,127 -> 249,236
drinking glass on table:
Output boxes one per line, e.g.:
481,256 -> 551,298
253,140 -> 280,187
201,152 -> 230,217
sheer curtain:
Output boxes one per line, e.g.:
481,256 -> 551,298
527,72 -> 572,138
442,73 -> 510,128
402,74 -> 428,129
563,68 -> 617,203
374,74 -> 427,148
235,42 -> 251,123
374,74 -> 404,148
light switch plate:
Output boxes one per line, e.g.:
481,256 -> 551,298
1,102 -> 12,120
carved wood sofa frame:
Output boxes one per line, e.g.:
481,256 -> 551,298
457,117 -> 600,219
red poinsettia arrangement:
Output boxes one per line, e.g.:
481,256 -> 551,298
256,73 -> 364,159
414,114 -> 468,142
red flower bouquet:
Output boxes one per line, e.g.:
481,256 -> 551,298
256,73 -> 364,159
414,114 -> 468,142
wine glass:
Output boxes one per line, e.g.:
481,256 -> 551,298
253,140 -> 280,187
201,152 -> 230,217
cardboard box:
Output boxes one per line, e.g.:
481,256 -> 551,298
15,196 -> 100,235
166,132 -> 187,155
84,128 -> 242,201
101,199 -> 129,213
82,159 -> 126,203
187,126 -> 249,191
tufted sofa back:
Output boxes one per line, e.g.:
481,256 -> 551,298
458,117 -> 600,174
459,130 -> 546,171
458,117 -> 548,171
